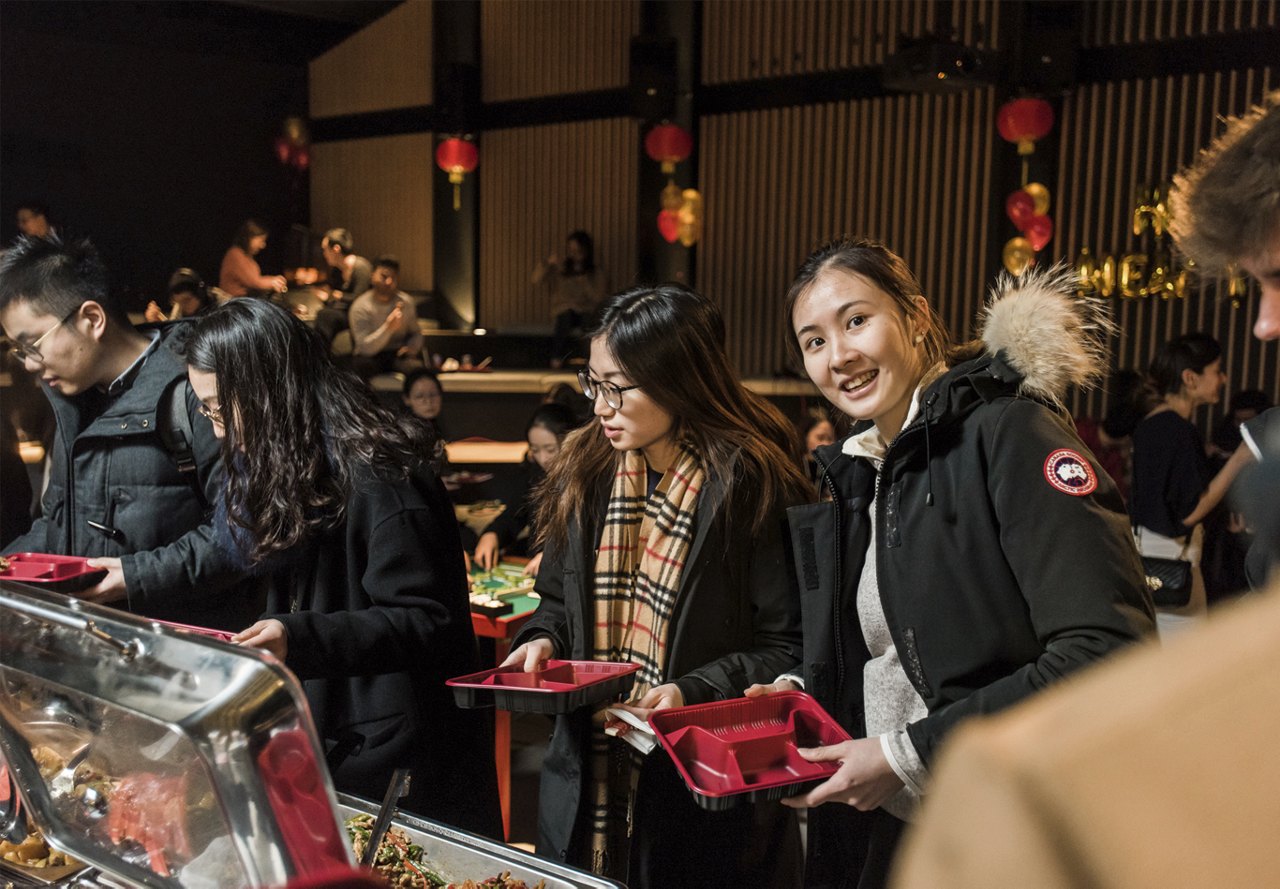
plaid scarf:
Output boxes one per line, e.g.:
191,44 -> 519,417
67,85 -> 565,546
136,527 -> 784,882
586,444 -> 704,877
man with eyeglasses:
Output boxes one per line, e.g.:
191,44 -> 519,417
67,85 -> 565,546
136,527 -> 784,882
0,235 -> 254,630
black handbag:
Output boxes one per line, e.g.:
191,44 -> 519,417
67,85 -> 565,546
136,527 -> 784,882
1141,555 -> 1193,608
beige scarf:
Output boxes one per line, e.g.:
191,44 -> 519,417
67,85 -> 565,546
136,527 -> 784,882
585,445 -> 704,876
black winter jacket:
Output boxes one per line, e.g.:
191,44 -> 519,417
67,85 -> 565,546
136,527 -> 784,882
268,461 -> 501,839
787,271 -> 1155,888
3,322 -> 253,630
511,462 -> 805,888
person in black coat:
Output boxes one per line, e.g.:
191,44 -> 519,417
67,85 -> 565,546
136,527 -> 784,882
502,284 -> 813,888
752,238 -> 1153,889
183,298 -> 500,838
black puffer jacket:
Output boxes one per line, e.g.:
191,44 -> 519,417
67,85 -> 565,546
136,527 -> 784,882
3,322 -> 253,629
787,270 -> 1155,887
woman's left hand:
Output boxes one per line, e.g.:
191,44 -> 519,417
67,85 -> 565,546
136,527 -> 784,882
781,737 -> 904,811
233,619 -> 288,660
612,683 -> 684,722
79,558 -> 126,603
522,552 -> 544,577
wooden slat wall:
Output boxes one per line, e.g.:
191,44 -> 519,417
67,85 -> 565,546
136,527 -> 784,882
1056,66 -> 1279,428
478,118 -> 639,330
480,0 -> 640,102
699,90 -> 997,376
1082,0 -> 1278,45
701,0 -> 1001,84
310,133 -> 435,290
309,0 -> 433,119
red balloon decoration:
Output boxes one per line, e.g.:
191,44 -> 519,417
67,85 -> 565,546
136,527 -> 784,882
657,209 -> 680,243
274,136 -> 293,165
292,146 -> 311,172
997,98 -> 1054,155
435,137 -> 479,210
644,123 -> 694,174
1006,190 -> 1036,230
1024,214 -> 1054,252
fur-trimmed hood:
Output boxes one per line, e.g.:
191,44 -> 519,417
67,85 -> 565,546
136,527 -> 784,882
977,264 -> 1114,406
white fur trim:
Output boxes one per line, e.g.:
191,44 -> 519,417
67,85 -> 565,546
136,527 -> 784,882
980,264 -> 1114,406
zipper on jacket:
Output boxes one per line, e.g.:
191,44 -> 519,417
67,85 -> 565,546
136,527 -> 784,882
813,450 -> 846,699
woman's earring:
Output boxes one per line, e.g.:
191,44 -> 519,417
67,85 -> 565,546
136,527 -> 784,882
913,333 -> 925,344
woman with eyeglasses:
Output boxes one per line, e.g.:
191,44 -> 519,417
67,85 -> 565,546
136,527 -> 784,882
500,283 -> 812,888
183,298 -> 500,838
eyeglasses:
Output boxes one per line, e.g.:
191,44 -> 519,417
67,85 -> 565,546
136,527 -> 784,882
8,307 -> 80,363
578,369 -> 639,411
197,402 -> 224,425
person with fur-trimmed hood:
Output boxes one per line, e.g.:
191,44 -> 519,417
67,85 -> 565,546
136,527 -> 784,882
748,237 -> 1155,889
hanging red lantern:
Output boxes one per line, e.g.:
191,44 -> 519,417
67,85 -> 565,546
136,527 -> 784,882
1005,190 -> 1036,230
435,137 -> 479,211
644,123 -> 694,174
997,98 -> 1054,155
274,135 -> 293,165
657,209 -> 680,243
1024,214 -> 1054,252
292,146 -> 311,172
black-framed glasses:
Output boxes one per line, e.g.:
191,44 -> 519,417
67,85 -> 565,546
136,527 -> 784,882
7,307 -> 80,363
577,369 -> 639,410
196,402 -> 224,425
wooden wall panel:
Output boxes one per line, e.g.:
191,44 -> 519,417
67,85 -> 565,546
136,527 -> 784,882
480,0 -> 640,102
702,0 -> 1002,84
1055,67 -> 1278,428
309,0 -> 432,118
699,90 -> 997,377
1083,0 -> 1277,45
310,133 -> 435,291
478,118 -> 639,330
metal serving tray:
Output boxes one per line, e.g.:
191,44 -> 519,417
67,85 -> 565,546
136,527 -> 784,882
337,794 -> 624,889
0,581 -> 352,888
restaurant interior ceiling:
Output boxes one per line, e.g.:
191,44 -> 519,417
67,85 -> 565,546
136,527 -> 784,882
0,0 -> 404,67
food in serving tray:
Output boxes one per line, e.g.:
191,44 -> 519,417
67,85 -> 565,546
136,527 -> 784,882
0,827 -> 79,869
344,815 -> 545,889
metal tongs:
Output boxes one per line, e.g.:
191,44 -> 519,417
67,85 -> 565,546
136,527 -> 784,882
359,767 -> 412,868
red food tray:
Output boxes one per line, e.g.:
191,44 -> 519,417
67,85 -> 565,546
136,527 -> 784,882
151,618 -> 237,643
648,691 -> 852,811
447,660 -> 640,714
0,553 -> 107,592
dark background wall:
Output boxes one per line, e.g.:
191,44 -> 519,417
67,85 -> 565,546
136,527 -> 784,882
0,2 -> 363,311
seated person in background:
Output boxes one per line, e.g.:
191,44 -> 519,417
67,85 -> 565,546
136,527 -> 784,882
532,230 -> 609,367
15,200 -> 54,239
314,227 -> 372,345
796,407 -> 837,491
472,402 -> 578,577
185,298 -> 500,836
218,219 -> 287,298
1,412 -> 34,545
0,235 -> 252,631
401,368 -> 448,441
144,268 -> 217,323
349,256 -> 424,379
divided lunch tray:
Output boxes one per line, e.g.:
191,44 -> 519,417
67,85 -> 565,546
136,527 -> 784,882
447,660 -> 640,714
0,554 -> 107,593
648,691 -> 852,811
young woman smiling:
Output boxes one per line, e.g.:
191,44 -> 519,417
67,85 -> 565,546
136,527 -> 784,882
501,283 -> 811,888
755,237 -> 1154,889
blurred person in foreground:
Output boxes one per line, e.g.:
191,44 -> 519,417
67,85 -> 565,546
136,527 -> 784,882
891,91 -> 1280,889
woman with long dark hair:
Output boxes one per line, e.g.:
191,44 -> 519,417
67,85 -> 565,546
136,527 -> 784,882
758,237 -> 1152,889
501,283 -> 811,888
184,298 -> 499,836
1131,332 -> 1227,636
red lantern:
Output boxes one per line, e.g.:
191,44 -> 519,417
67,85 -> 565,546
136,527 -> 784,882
997,98 -> 1054,155
1024,214 -> 1054,252
657,209 -> 680,243
435,137 -> 479,211
1005,190 -> 1036,230
292,146 -> 311,172
645,123 -> 693,174
274,136 -> 293,165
